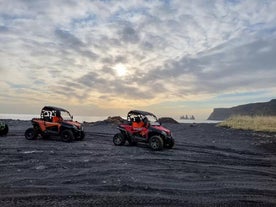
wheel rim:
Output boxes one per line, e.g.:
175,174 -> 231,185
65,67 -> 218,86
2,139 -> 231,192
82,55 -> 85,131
29,132 -> 33,138
63,132 -> 70,141
114,135 -> 122,144
151,138 -> 160,149
26,131 -> 34,139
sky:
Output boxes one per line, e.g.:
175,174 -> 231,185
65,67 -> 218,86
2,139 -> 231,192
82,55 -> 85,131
0,0 -> 276,120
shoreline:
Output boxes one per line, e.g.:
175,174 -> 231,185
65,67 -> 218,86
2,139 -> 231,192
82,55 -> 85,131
0,117 -> 221,124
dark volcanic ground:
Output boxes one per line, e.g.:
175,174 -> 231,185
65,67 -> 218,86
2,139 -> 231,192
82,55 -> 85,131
0,120 -> 276,206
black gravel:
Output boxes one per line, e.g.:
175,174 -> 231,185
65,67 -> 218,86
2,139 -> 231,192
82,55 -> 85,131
0,120 -> 275,206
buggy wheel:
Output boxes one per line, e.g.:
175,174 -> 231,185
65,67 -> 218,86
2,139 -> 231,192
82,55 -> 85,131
165,138 -> 175,149
0,124 -> 8,136
25,128 -> 38,140
61,130 -> 74,142
76,131 -> 85,141
149,135 -> 164,151
113,133 -> 126,146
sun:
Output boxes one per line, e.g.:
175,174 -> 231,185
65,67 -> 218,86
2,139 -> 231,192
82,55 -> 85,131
113,63 -> 127,77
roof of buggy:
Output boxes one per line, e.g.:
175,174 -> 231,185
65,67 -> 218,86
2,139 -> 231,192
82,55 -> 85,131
127,110 -> 156,117
42,106 -> 69,113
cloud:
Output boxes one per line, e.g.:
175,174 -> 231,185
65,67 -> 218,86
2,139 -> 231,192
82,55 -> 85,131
139,37 -> 276,97
55,29 -> 84,47
76,70 -> 155,100
119,26 -> 140,43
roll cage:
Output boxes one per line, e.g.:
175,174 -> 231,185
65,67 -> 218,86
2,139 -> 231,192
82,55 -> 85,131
127,110 -> 160,126
41,106 -> 73,122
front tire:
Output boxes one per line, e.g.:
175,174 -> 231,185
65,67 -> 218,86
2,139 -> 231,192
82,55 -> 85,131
76,131 -> 85,141
165,138 -> 175,149
113,133 -> 126,146
25,128 -> 38,140
149,135 -> 164,151
0,124 -> 8,136
61,130 -> 74,142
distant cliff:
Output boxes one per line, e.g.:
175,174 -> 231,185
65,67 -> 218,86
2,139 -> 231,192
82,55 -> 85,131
208,99 -> 276,120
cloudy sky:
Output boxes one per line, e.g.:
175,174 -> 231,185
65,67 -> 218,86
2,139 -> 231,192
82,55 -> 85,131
0,0 -> 276,120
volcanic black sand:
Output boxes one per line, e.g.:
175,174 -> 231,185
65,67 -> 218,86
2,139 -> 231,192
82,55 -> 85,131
0,120 -> 275,206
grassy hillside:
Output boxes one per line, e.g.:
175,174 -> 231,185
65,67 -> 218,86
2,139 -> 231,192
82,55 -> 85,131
218,115 -> 276,133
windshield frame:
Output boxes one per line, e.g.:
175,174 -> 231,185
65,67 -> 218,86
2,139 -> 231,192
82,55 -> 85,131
60,110 -> 73,121
127,111 -> 160,126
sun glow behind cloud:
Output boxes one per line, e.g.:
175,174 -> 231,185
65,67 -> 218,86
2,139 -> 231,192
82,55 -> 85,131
113,63 -> 128,77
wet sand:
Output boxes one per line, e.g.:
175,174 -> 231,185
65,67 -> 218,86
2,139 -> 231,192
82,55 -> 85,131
0,120 -> 275,206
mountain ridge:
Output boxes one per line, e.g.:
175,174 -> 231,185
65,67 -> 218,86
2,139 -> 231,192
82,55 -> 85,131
208,99 -> 276,120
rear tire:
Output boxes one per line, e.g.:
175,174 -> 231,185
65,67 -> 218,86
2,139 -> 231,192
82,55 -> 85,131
113,133 -> 126,146
149,135 -> 164,151
61,130 -> 74,142
25,128 -> 38,140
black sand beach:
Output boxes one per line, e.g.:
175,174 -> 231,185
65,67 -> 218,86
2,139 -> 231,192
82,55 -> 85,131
0,120 -> 275,206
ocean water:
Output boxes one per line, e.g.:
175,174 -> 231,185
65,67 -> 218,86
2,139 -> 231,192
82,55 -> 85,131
0,113 -> 220,124
0,114 -> 108,123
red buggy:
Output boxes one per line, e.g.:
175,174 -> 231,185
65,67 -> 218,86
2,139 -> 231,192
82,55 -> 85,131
113,110 -> 175,150
25,106 -> 85,142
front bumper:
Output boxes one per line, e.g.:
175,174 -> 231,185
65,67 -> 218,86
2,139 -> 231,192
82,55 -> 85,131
72,126 -> 84,136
